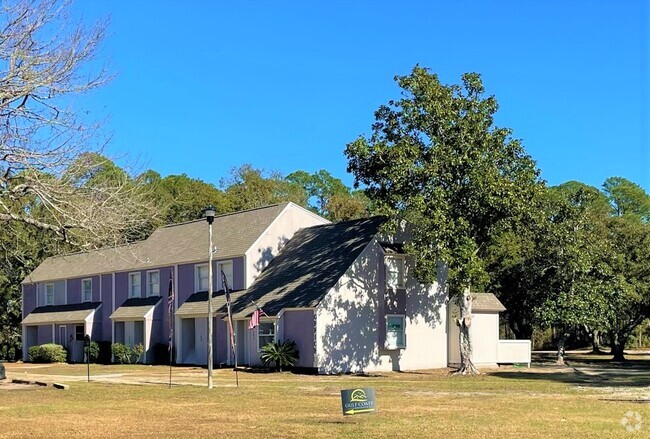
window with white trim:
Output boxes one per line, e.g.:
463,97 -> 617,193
129,272 -> 141,298
82,278 -> 92,302
217,261 -> 233,291
195,264 -> 209,292
75,325 -> 85,341
45,283 -> 54,306
385,256 -> 405,289
147,271 -> 160,296
257,321 -> 276,351
385,315 -> 406,349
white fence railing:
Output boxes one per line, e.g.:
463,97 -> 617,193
497,340 -> 531,367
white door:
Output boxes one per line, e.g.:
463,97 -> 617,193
125,321 -> 135,346
59,326 -> 67,347
195,317 -> 208,366
236,320 -> 248,366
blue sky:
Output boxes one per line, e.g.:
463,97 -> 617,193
73,1 -> 648,191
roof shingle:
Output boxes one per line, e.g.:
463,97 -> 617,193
23,203 -> 289,283
110,296 -> 162,320
21,302 -> 102,325
175,290 -> 246,316
229,216 -> 387,318
472,293 -> 507,312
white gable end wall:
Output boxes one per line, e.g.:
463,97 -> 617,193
245,203 -> 328,287
315,242 -> 383,374
315,240 -> 448,374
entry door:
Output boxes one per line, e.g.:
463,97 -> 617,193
195,317 -> 208,366
59,326 -> 67,347
236,320 -> 248,366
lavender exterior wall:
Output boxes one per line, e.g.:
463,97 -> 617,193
177,263 -> 194,305
282,310 -> 315,368
92,312 -> 102,341
177,257 -> 245,308
54,281 -> 66,305
137,270 -> 147,298
153,300 -> 165,345
215,318 -> 228,364
158,266 -> 172,346
114,272 -> 128,308
232,257 -> 244,291
67,278 -> 81,304
37,325 -> 54,345
22,284 -> 37,318
101,275 -> 113,341
91,275 -> 100,302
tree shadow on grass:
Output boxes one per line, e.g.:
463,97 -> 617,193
489,355 -> 650,390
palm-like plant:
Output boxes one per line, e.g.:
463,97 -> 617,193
260,340 -> 299,371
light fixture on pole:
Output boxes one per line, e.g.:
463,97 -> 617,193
205,205 -> 215,389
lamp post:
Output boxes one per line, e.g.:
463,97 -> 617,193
205,205 -> 215,389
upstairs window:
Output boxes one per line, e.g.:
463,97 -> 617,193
196,264 -> 209,292
82,279 -> 92,302
218,261 -> 233,290
147,271 -> 160,297
385,256 -> 405,289
129,273 -> 141,298
45,283 -> 54,306
385,315 -> 406,349
257,321 -> 276,351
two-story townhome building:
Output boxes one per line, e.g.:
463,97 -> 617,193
21,203 -> 328,364
22,202 -> 530,372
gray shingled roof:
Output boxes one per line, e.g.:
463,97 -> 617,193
175,289 -> 246,316
472,293 -> 507,312
110,296 -> 162,320
229,216 -> 387,318
23,203 -> 289,284
21,302 -> 102,325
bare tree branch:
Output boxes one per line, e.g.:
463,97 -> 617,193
0,0 -> 154,250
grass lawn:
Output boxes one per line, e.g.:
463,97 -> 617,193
1,359 -> 648,438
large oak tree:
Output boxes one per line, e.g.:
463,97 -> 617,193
346,66 -> 543,374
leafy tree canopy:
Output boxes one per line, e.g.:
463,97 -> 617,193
346,66 -> 543,292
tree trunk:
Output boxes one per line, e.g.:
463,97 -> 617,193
610,332 -> 627,361
454,290 -> 480,375
584,325 -> 603,354
590,329 -> 603,354
556,332 -> 567,366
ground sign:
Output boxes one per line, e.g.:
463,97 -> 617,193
341,387 -> 377,416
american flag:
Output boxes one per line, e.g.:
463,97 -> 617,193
248,309 -> 261,330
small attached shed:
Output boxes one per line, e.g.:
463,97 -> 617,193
447,293 -> 506,368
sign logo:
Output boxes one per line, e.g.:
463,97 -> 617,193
620,411 -> 643,433
341,387 -> 377,416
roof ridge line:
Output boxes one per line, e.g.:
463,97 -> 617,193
161,202 -> 289,228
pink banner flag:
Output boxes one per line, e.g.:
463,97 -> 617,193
249,309 -> 261,330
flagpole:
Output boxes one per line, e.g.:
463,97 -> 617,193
250,300 -> 271,319
205,206 -> 215,390
168,326 -> 173,388
168,268 -> 175,389
222,270 -> 239,387
226,299 -> 239,387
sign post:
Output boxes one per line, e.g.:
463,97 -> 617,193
340,387 -> 377,416
84,334 -> 90,383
